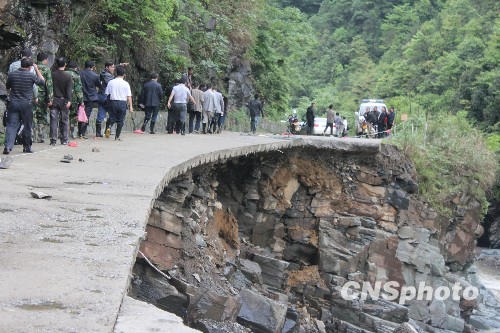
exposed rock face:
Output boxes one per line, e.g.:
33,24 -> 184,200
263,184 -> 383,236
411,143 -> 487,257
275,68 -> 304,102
131,145 -> 492,332
228,58 -> 254,109
0,0 -> 65,69
479,197 -> 500,249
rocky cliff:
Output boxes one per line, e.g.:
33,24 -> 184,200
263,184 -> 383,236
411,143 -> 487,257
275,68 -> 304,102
0,0 -> 254,108
479,198 -> 500,249
0,0 -> 60,69
130,143 -> 493,333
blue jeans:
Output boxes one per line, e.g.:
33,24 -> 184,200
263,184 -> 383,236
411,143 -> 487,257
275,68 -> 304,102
144,106 -> 159,122
84,100 -> 97,119
109,100 -> 127,125
251,115 -> 260,133
4,100 -> 33,150
189,111 -> 201,132
97,93 -> 108,123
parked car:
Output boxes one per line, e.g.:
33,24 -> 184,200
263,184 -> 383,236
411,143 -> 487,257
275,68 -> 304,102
299,117 -> 333,135
354,99 -> 388,135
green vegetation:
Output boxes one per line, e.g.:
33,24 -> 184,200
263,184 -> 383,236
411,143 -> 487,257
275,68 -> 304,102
281,0 -> 499,214
391,112 -> 496,216
57,0 -> 499,212
63,0 -> 261,90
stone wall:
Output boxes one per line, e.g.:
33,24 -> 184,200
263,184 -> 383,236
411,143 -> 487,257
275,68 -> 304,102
131,144 -> 487,333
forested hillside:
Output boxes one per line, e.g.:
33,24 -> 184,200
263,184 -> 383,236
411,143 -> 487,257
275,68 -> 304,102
295,0 -> 499,132
1,0 -> 497,211
288,0 -> 499,214
58,0 -> 498,133
259,0 -> 498,216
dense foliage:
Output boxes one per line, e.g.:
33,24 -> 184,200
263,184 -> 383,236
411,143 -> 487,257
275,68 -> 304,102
63,0 -> 262,93
61,0 -> 498,126
284,0 -> 499,210
390,112 -> 496,216
59,0 -> 498,208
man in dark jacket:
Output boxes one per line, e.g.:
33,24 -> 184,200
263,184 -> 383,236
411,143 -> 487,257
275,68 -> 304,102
3,58 -> 45,154
368,106 -> 378,134
80,60 -> 102,137
139,72 -> 163,134
50,57 -> 73,145
164,83 -> 175,133
387,106 -> 396,134
247,94 -> 264,134
377,107 -> 388,138
306,102 -> 316,135
97,61 -> 115,137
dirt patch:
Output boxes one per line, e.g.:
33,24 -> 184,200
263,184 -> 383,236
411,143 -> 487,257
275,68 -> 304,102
287,265 -> 326,289
214,208 -> 239,249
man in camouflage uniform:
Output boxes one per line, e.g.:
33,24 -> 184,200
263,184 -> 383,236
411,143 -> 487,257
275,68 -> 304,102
33,52 -> 52,143
65,61 -> 84,139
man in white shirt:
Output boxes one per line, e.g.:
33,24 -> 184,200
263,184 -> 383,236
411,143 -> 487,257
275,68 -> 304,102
104,66 -> 133,141
167,78 -> 195,135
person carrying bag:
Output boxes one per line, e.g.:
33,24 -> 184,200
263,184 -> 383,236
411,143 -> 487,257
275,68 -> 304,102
77,104 -> 88,138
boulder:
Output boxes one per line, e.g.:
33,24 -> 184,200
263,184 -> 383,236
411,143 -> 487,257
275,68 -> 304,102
392,322 -> 418,333
189,291 -> 241,323
239,259 -> 263,284
408,300 -> 430,323
397,226 -> 415,240
252,254 -> 290,289
396,241 -> 445,276
388,188 -> 410,210
446,315 -> 464,332
428,300 -> 446,329
237,289 -> 287,333
283,243 -> 317,265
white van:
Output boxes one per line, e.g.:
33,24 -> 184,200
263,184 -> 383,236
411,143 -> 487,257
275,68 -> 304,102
354,99 -> 388,135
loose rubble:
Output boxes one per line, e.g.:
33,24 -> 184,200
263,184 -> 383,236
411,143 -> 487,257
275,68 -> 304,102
130,145 -> 500,332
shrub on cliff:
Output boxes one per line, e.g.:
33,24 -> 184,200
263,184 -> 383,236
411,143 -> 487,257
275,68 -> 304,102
391,111 -> 496,217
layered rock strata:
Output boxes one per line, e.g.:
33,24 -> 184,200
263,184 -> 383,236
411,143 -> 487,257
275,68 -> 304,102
131,145 -> 489,333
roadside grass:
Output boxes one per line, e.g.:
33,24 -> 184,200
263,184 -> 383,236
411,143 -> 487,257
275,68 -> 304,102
484,131 -> 500,200
485,133 -> 500,155
224,108 -> 287,134
390,112 -> 496,217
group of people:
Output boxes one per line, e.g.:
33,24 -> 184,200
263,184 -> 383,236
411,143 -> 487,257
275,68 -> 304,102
3,50 -> 82,154
163,77 -> 227,135
2,50 -> 231,155
304,102 -> 347,137
324,104 -> 347,137
362,105 -> 395,138
302,101 -> 396,139
2,49 -> 397,156
2,50 -> 134,154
